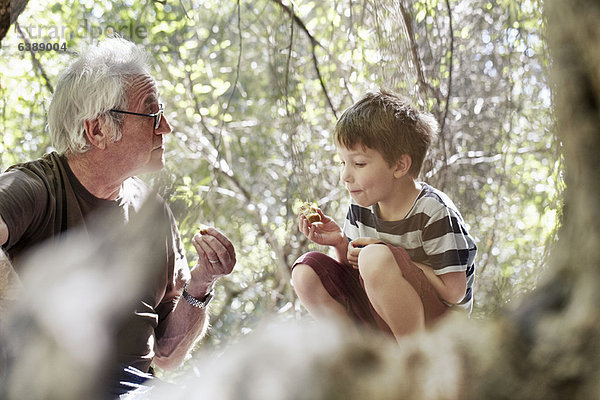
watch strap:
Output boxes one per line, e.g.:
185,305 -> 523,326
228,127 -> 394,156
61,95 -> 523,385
182,282 -> 214,309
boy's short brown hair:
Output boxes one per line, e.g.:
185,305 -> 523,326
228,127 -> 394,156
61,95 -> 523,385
334,90 -> 438,178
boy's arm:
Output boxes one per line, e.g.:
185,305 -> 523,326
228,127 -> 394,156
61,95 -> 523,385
299,208 -> 352,266
418,204 -> 473,304
332,236 -> 350,266
346,237 -> 385,269
412,261 -> 467,304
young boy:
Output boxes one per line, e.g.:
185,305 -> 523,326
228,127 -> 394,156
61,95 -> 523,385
291,90 -> 477,342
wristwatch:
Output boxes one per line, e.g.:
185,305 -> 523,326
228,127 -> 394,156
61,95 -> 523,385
182,282 -> 214,309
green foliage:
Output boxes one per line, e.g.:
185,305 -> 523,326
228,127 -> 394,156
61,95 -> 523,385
0,0 -> 559,365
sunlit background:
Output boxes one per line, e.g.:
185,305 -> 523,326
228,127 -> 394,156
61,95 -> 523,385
0,0 -> 560,375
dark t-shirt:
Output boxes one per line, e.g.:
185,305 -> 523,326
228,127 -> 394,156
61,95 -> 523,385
0,152 -> 189,372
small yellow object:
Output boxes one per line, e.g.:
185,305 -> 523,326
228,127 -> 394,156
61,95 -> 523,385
299,202 -> 321,224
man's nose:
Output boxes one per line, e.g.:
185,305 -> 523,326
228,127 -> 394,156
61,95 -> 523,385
155,114 -> 172,135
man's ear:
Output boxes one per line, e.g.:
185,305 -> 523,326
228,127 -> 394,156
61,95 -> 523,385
393,154 -> 412,178
84,118 -> 107,150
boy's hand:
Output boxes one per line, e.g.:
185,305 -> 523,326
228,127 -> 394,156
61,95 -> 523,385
298,208 -> 345,248
347,237 -> 382,269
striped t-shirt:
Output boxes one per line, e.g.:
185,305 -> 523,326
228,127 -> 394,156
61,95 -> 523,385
342,182 -> 476,312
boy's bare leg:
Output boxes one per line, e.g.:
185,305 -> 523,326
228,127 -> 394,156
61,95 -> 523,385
357,245 -> 424,343
291,263 -> 353,324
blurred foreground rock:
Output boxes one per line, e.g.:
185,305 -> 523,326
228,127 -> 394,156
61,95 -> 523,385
0,203 -> 165,400
1,0 -> 600,398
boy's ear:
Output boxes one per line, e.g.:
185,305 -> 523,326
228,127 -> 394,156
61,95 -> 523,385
393,154 -> 412,178
83,118 -> 108,150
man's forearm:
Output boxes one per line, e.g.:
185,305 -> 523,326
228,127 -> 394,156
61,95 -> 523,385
1,248 -> 22,313
0,216 -> 9,247
154,226 -> 236,369
153,299 -> 210,370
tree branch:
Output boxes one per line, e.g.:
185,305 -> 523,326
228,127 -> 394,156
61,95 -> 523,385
438,0 -> 454,179
397,2 -> 435,99
284,3 -> 294,116
269,0 -> 338,118
15,22 -> 54,94
217,0 -> 243,151
0,0 -> 29,44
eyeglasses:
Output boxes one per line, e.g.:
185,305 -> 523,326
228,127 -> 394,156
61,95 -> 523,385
110,104 -> 164,130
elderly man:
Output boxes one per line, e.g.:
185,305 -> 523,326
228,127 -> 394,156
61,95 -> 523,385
0,38 -> 236,395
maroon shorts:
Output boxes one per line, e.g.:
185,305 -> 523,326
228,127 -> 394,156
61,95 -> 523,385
292,246 -> 448,335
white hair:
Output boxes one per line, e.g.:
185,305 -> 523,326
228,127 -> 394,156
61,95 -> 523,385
48,38 -> 150,154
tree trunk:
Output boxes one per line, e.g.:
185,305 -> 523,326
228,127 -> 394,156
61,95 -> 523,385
464,0 -> 600,397
0,0 -> 29,44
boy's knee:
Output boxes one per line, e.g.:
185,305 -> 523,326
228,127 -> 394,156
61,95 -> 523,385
291,263 -> 319,295
358,244 -> 396,283
358,244 -> 393,267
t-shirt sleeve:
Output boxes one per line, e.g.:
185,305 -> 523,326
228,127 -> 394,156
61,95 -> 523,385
155,202 -> 190,321
421,206 -> 473,275
0,169 -> 49,250
342,204 -> 357,242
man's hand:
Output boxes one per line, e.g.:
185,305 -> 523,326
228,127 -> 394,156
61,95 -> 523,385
153,227 -> 235,368
298,208 -> 345,248
188,227 -> 236,296
347,237 -> 382,269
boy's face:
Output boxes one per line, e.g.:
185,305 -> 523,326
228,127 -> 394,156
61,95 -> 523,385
338,145 -> 401,208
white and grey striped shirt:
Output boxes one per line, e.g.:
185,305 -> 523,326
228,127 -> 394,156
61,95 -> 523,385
343,182 -> 477,312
